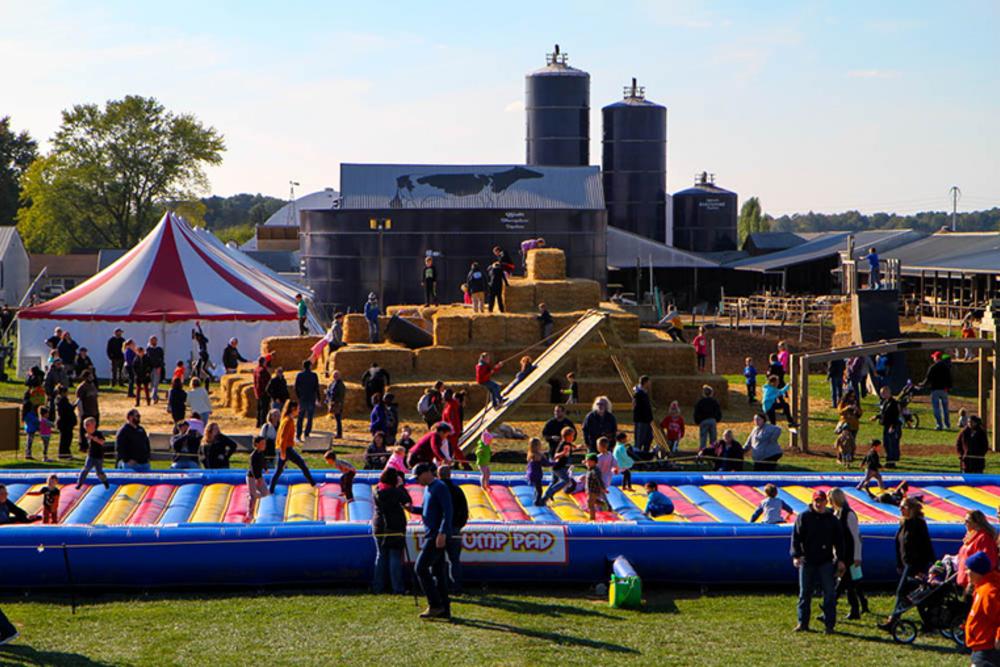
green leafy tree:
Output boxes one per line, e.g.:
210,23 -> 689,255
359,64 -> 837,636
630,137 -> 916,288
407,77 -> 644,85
0,116 -> 39,226
17,95 -> 224,251
738,196 -> 769,247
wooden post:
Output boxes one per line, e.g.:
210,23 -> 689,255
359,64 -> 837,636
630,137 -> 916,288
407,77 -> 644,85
994,331 -> 1000,453
789,353 -> 798,449
979,334 -> 989,423
798,355 -> 809,453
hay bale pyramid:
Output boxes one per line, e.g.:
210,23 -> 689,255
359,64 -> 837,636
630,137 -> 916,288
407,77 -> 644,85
223,247 -> 728,420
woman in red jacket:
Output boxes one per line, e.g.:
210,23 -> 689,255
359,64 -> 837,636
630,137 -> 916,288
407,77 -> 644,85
476,353 -> 504,408
441,390 -> 471,470
957,510 -> 999,590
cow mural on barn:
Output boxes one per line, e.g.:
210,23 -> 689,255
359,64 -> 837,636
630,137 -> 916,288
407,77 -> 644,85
390,167 -> 544,208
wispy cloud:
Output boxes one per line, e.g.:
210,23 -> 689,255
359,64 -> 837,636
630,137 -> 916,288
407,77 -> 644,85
847,69 -> 899,79
504,99 -> 524,113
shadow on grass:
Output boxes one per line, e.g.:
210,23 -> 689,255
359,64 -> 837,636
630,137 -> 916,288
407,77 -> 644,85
0,644 -> 117,666
457,593 -> 618,620
450,617 -> 640,654
834,629 -> 962,656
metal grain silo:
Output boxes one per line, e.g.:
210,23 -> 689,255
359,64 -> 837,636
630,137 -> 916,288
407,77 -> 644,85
525,44 -> 590,166
602,78 -> 667,242
672,172 -> 739,252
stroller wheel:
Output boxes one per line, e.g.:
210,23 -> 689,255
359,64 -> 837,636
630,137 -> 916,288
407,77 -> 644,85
891,620 -> 918,644
947,621 -> 966,649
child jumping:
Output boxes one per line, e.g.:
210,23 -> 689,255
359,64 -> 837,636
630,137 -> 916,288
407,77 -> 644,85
744,357 -> 758,404
541,428 -> 577,504
324,451 -> 357,503
659,401 -> 685,455
75,417 -> 109,490
584,453 -> 607,521
246,436 -> 269,523
643,481 -> 674,518
749,483 -> 793,524
612,431 -> 634,491
475,431 -> 493,489
26,474 -> 61,524
596,437 -> 615,490
857,440 -> 884,490
526,437 -> 547,506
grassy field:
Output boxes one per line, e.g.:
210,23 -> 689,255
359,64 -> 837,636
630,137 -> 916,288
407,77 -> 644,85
0,589 -> 968,666
0,372 -> 985,666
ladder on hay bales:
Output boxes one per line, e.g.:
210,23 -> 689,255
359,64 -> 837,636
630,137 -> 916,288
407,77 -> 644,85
458,310 -> 608,452
598,326 -> 673,455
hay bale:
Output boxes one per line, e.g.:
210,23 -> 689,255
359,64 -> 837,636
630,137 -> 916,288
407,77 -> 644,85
413,347 -> 482,378
650,375 -> 729,409
219,373 -> 249,408
470,314 -> 506,347
526,248 -> 566,280
331,345 -> 414,381
261,336 -> 322,370
505,314 -> 542,346
608,312 -> 640,342
624,342 -> 696,375
433,312 -> 471,346
344,314 -> 370,343
833,301 -> 853,339
240,385 -> 257,419
503,278 -> 536,313
534,279 -> 601,312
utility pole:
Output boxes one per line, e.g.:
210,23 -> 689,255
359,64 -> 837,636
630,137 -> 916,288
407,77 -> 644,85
370,218 -> 392,307
950,185 -> 961,231
287,181 -> 300,226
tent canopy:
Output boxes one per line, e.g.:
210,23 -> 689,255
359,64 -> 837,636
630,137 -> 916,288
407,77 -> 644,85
19,212 -> 297,322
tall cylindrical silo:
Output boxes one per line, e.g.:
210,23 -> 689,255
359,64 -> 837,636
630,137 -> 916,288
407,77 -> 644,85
671,172 -> 739,252
602,78 -> 667,242
525,44 -> 590,166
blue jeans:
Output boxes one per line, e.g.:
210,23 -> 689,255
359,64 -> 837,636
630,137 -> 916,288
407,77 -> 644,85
170,459 -> 200,470
829,379 -> 843,408
634,422 -> 653,454
367,319 -> 379,343
296,402 -> 315,439
414,541 -> 450,611
699,419 -> 717,450
971,648 -> 1000,666
117,461 -> 151,472
76,456 -> 108,487
372,540 -> 404,594
270,447 -> 316,493
883,424 -> 900,463
931,390 -> 950,429
542,468 -> 573,502
798,561 -> 836,629
482,380 -> 502,408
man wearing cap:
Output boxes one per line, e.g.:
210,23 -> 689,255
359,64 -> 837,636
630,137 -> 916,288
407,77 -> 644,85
965,551 -> 1000,665
790,489 -> 846,634
412,462 -> 453,620
917,351 -> 953,430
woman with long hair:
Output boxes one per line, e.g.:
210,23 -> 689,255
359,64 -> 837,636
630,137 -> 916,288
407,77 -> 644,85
956,510 -> 999,589
828,488 -> 868,618
268,401 -> 317,493
880,496 -> 936,630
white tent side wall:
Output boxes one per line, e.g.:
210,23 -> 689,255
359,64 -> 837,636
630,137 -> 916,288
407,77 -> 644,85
17,318 -> 298,378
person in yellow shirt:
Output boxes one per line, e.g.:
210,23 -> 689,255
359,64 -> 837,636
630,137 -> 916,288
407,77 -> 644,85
268,401 -> 317,493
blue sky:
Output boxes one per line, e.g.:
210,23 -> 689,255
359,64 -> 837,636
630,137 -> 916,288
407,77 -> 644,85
3,0 -> 998,215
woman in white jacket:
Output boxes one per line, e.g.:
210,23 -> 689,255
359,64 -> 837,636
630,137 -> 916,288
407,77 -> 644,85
829,488 -> 868,619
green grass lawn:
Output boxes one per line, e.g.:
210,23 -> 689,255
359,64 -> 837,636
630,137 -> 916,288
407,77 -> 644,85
0,589 -> 968,666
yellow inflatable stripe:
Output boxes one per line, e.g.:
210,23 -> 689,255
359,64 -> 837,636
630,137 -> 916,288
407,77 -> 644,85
284,483 -> 318,522
15,484 -> 46,516
94,484 -> 148,525
864,486 -> 954,524
950,485 -> 1000,510
783,486 -> 818,506
188,484 -> 234,523
461,485 -> 500,521
702,484 -> 757,522
622,488 -> 683,522
546,489 -> 589,522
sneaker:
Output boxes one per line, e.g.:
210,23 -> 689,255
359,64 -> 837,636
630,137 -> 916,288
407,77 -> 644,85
419,607 -> 448,619
0,630 -> 19,646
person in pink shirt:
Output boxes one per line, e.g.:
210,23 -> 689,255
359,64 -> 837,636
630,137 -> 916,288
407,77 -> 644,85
777,341 -> 790,373
384,445 -> 408,475
692,327 -> 708,372
956,510 -> 1000,590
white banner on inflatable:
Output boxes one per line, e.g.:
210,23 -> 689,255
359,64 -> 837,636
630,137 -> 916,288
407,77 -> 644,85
406,524 -> 568,564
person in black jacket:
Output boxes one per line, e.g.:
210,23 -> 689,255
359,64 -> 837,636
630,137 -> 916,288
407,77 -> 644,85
361,363 -> 390,409
0,484 -> 40,524
876,386 -> 902,467
170,421 -> 202,470
880,496 -> 936,630
542,405 -> 575,458
222,338 -> 247,374
917,351 -> 953,430
115,409 -> 151,472
372,467 -> 414,594
466,261 -> 487,313
956,415 -> 989,473
582,397 -> 617,453
55,384 -> 76,460
146,336 -> 166,404
422,256 -> 438,307
133,347 -> 152,406
107,328 -> 125,387
632,376 -> 654,455
201,422 -> 237,469
266,367 -> 290,412
826,358 -> 846,408
790,490 -> 846,633
294,360 -> 320,441
438,466 -> 469,594
486,260 -> 508,313
693,385 -> 723,452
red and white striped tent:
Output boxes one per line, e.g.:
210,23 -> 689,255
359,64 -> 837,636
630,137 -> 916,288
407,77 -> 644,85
17,212 -> 300,377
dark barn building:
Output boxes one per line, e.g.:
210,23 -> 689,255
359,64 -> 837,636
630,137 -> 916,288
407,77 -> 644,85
302,164 -> 607,314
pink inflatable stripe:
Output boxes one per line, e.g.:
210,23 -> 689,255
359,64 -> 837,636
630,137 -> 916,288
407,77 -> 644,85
658,485 -> 715,522
222,485 -> 250,523
54,484 -> 89,523
128,485 -> 176,525
317,483 -> 345,521
570,491 -> 618,522
487,486 -> 529,521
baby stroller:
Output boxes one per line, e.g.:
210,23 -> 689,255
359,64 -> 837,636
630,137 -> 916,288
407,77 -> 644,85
897,380 -> 920,429
885,566 -> 968,647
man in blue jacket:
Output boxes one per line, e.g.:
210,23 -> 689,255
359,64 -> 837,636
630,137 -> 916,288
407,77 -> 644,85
413,462 -> 453,620
364,293 -> 381,343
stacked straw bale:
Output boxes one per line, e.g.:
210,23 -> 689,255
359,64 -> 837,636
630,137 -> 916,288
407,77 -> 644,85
330,344 -> 414,380
432,312 -> 472,346
261,336 -> 322,370
526,248 -> 567,280
343,314 -> 370,343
